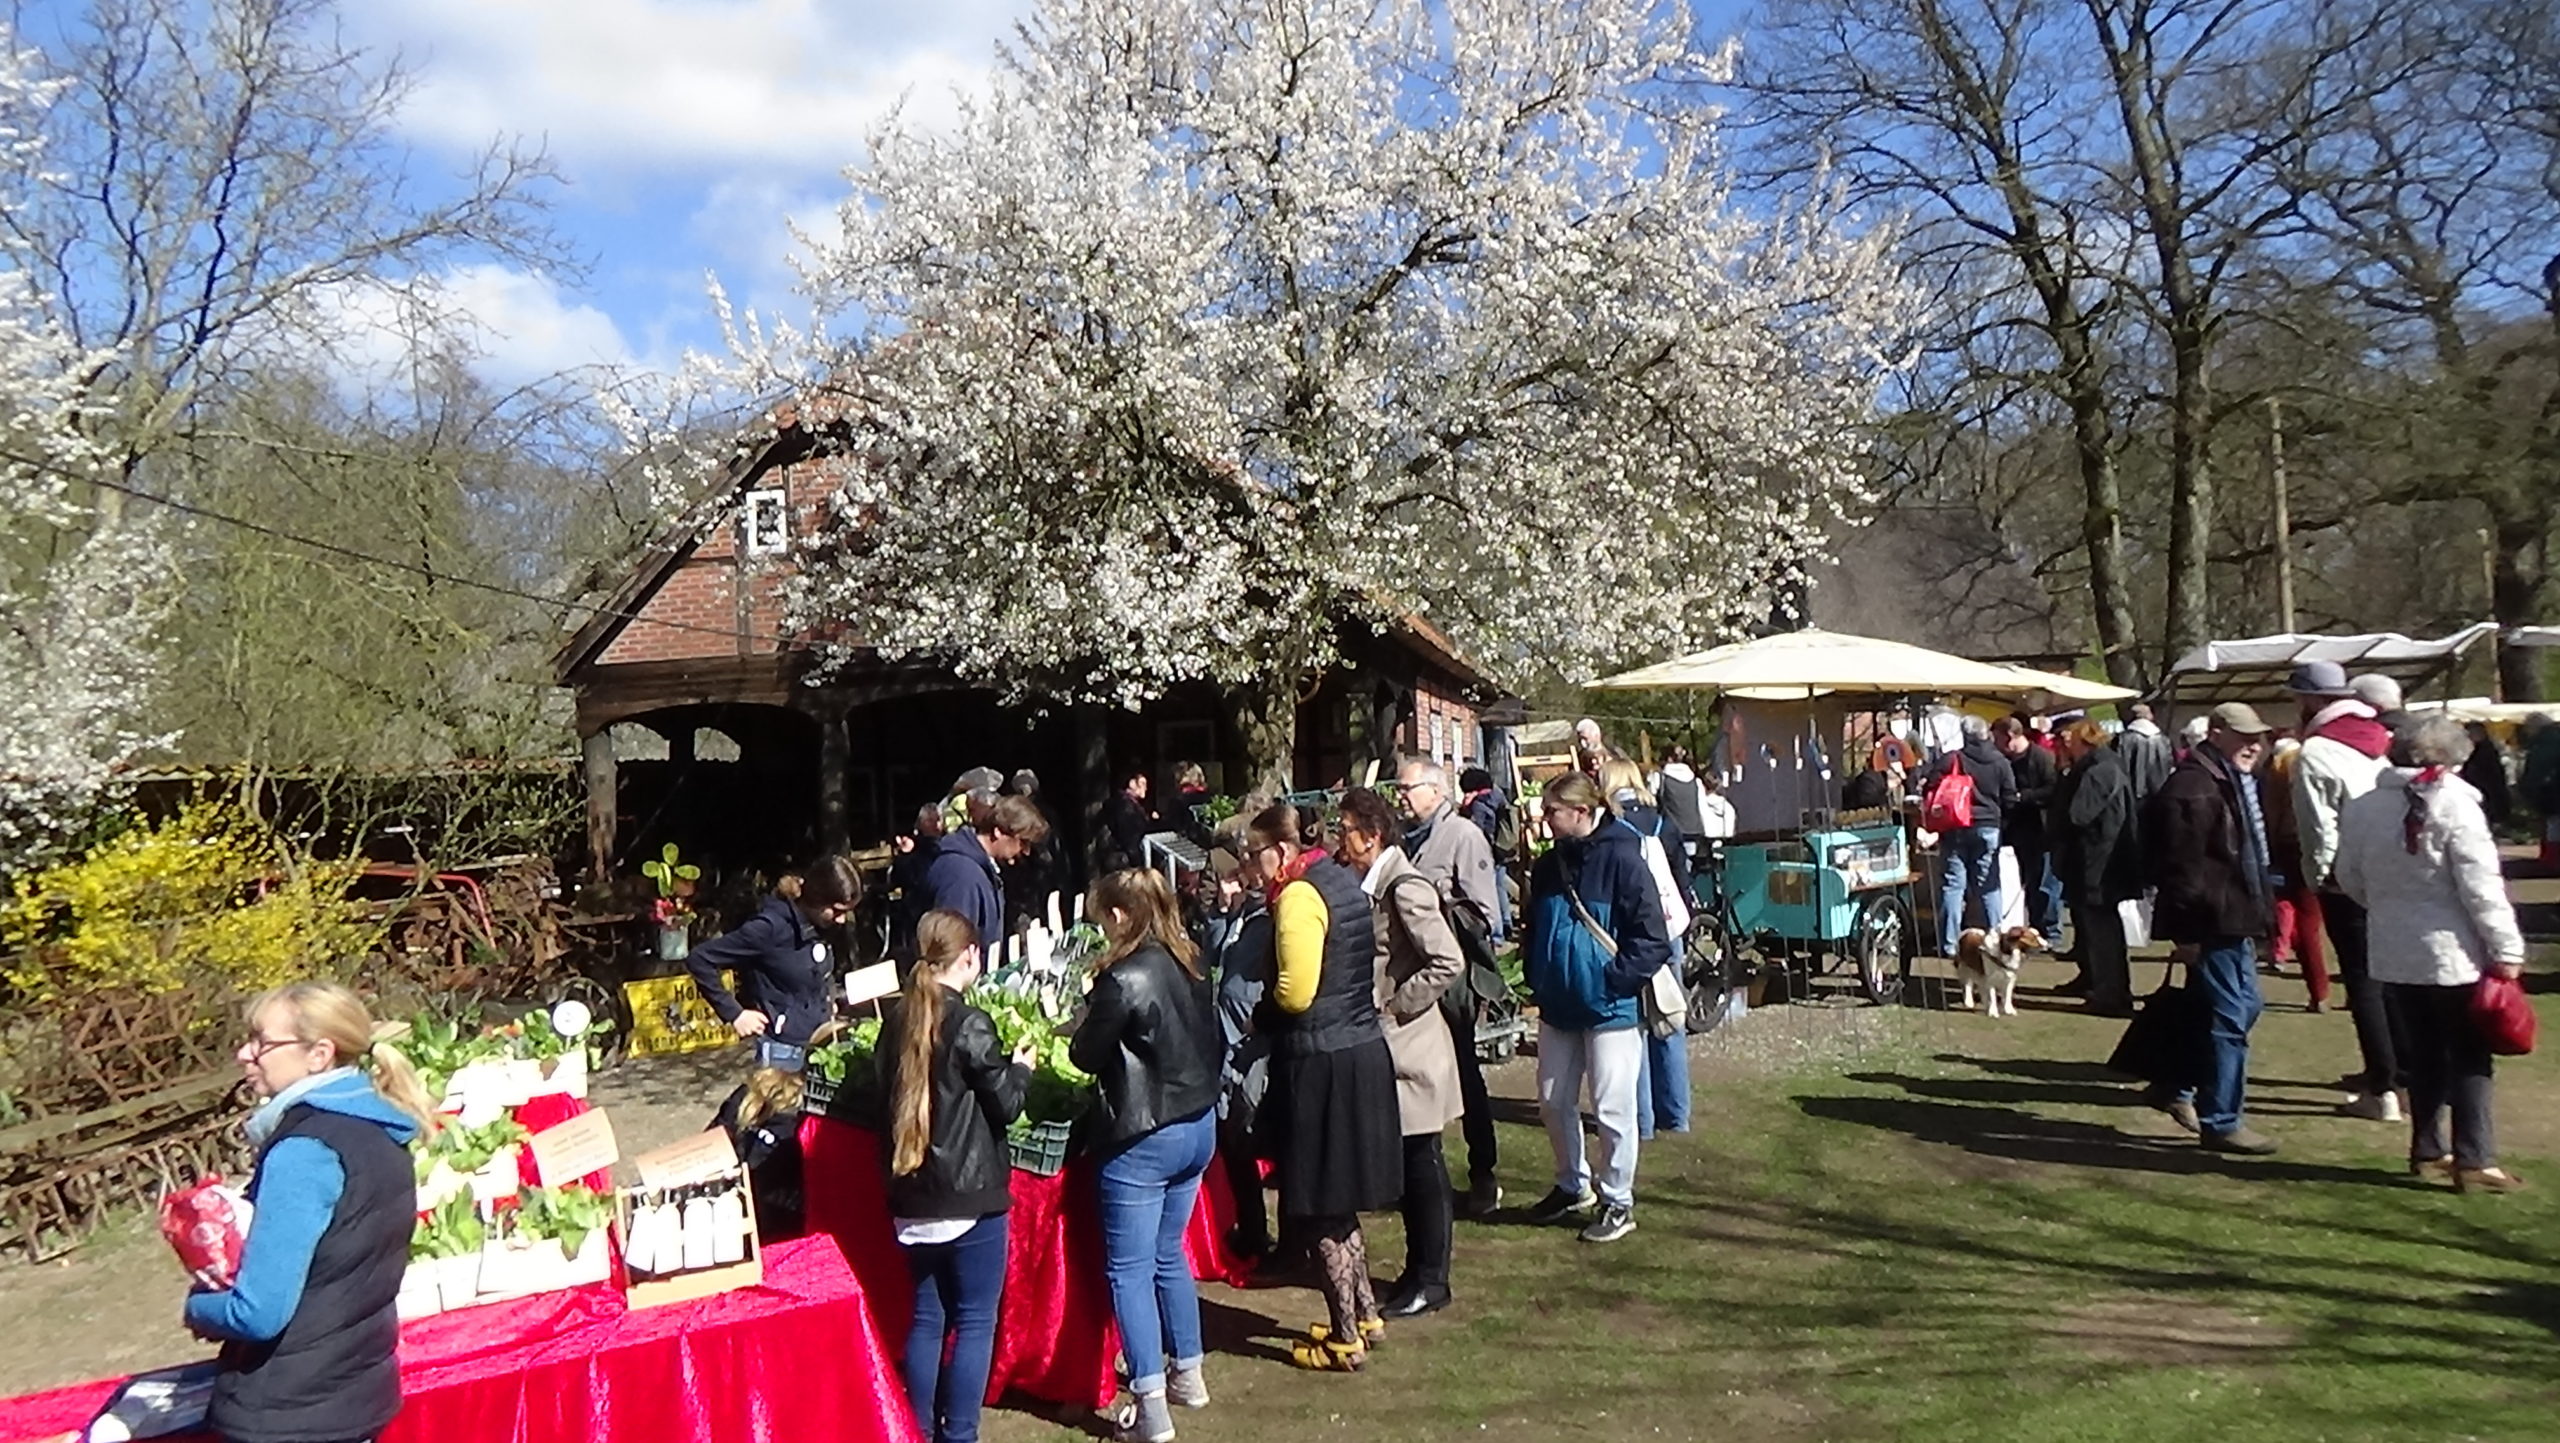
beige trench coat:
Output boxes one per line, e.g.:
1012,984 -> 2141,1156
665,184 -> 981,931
1365,847 -> 1465,1136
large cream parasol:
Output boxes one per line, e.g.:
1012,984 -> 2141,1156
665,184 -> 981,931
1588,628 -> 2134,702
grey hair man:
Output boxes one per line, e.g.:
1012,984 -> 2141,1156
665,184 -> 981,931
1396,756 -> 1506,1216
2113,701 -> 2174,803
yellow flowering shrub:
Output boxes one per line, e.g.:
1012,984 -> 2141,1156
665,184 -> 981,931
1,803 -> 376,1002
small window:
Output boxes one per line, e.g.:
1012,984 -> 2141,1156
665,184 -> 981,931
741,488 -> 789,556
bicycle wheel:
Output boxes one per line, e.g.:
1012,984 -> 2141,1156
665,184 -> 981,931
1682,910 -> 1742,1034
1854,892 -> 1915,1006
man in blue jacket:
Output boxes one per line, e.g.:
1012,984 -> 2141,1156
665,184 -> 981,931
925,792 -> 1051,960
1521,772 -> 1667,1244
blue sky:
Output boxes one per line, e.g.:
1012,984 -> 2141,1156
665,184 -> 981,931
33,0 -> 1753,387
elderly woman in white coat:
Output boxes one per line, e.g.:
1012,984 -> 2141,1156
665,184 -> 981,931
1335,786 -> 1466,1319
2333,714 -> 2530,1192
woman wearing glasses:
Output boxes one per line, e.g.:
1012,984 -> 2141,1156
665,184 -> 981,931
687,856 -> 864,1070
188,982 -> 435,1443
1241,802 -> 1403,1373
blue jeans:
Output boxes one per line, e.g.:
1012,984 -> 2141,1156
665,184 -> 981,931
755,1037 -> 808,1072
2178,938 -> 2265,1135
1636,1030 -> 1691,1137
1936,825 -> 2003,956
901,1213 -> 1008,1443
1636,940 -> 1691,1138
1096,1109 -> 1216,1394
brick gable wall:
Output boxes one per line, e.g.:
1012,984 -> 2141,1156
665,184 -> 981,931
591,450 -> 854,667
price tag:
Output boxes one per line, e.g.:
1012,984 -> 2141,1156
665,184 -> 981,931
529,1109 -> 620,1187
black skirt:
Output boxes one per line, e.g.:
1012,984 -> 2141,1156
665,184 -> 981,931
1268,1036 -> 1404,1219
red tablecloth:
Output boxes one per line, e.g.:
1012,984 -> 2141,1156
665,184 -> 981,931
799,1115 -> 1248,1412
0,1236 -> 922,1443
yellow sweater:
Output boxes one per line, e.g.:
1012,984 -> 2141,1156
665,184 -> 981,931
1272,879 -> 1330,1014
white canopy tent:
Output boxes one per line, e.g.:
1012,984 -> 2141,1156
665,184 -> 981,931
2159,623 -> 2496,710
2509,626 -> 2560,650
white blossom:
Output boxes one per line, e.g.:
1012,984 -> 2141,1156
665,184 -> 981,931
0,31 -> 170,868
698,0 -> 1916,720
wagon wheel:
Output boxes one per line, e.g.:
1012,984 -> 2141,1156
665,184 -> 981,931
555,971 -> 631,1071
1854,892 -> 1915,1006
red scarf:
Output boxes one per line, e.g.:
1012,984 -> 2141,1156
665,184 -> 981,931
1264,845 -> 1324,905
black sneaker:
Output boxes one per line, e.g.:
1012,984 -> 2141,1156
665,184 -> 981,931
1578,1202 -> 1636,1243
1523,1184 -> 1596,1224
1463,1178 -> 1503,1218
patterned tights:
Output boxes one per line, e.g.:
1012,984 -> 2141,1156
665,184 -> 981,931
1308,1215 -> 1374,1340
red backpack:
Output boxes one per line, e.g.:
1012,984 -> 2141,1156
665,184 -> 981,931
1920,765 -> 1977,832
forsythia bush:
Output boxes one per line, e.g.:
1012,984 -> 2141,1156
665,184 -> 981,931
1,803 -> 373,1001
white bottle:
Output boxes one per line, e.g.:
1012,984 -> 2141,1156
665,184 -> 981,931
680,1194 -> 717,1272
710,1187 -> 747,1265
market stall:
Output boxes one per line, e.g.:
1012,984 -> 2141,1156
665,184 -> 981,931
1590,629 -> 2136,1009
0,1234 -> 921,1443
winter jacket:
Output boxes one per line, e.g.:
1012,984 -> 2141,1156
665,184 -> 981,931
1362,847 -> 1465,1136
2052,745 -> 2143,905
1401,801 -> 1502,938
1201,894 -> 1272,1121
2113,721 -> 2174,804
2007,743 -> 2059,848
2461,733 -> 2513,828
1612,801 -> 1696,925
1460,788 -> 1506,848
924,827 -> 1007,953
191,1070 -> 418,1443
2145,744 -> 2273,942
1071,941 -> 1221,1149
1524,823 -> 1667,1033
2294,701 -> 2393,890
1098,792 -> 1154,874
2332,769 -> 2527,986
2522,724 -> 2560,814
876,990 -> 1027,1222
1653,763 -> 1711,840
1925,739 -> 2020,832
687,893 -> 837,1045
713,1086 -> 806,1240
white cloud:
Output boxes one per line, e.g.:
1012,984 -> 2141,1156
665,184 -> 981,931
297,264 -> 649,389
365,0 -> 1025,175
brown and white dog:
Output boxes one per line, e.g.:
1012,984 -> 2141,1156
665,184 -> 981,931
1955,926 -> 2046,1018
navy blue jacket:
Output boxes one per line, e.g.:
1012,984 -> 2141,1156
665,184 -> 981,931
1524,823 -> 1668,1032
687,894 -> 837,1044
925,827 -> 1007,953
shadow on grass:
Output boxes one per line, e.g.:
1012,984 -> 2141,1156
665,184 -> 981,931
1799,1084 -> 2400,1186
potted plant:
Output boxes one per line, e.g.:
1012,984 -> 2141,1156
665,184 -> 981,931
641,844 -> 702,959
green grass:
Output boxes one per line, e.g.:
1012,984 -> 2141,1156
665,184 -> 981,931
986,958 -> 2560,1442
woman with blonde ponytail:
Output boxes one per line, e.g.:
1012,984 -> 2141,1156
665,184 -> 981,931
187,981 -> 423,1443
876,910 -> 1033,1443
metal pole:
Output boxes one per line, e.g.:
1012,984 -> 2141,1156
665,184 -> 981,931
2268,397 -> 2296,632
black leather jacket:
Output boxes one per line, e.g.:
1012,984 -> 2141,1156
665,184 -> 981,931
1071,942 -> 1220,1150
876,992 -> 1029,1222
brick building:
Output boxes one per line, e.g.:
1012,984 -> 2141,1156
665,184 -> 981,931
555,424 -> 1499,883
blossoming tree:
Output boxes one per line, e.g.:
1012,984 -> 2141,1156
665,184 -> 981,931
717,0 -> 1913,793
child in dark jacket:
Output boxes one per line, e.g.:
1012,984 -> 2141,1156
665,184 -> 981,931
877,910 -> 1035,1443
712,1068 -> 807,1242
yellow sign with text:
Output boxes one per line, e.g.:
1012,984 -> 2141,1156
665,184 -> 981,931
623,971 -> 736,1058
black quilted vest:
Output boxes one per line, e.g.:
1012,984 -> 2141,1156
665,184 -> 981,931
209,1104 -> 414,1443
1276,855 -> 1384,1058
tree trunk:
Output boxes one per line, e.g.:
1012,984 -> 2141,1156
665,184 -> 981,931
1228,668 -> 1301,803
2493,513 -> 2550,702
2058,339 -> 2146,691
2160,326 -> 2215,667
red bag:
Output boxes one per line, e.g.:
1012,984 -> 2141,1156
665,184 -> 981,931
160,1178 -> 255,1289
2472,972 -> 2537,1057
1920,767 -> 1977,832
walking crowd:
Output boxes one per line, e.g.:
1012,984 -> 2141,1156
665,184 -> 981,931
1884,666 -> 2536,1190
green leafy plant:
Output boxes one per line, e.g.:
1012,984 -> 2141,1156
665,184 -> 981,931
516,1183 -> 610,1258
640,843 -> 700,900
411,1191 -> 485,1261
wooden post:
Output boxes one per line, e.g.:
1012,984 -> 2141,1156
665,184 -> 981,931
581,728 -> 618,885
818,709 -> 850,855
2268,397 -> 2296,632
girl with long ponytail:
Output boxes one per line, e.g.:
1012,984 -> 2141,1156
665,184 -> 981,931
876,909 -> 1034,1443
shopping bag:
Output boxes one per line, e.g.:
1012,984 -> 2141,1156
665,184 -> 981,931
2472,972 -> 2537,1056
2105,979 -> 2204,1085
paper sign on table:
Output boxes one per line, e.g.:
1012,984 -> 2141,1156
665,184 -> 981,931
528,1108 -> 619,1187
632,1130 -> 741,1190
844,963 -> 898,1008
